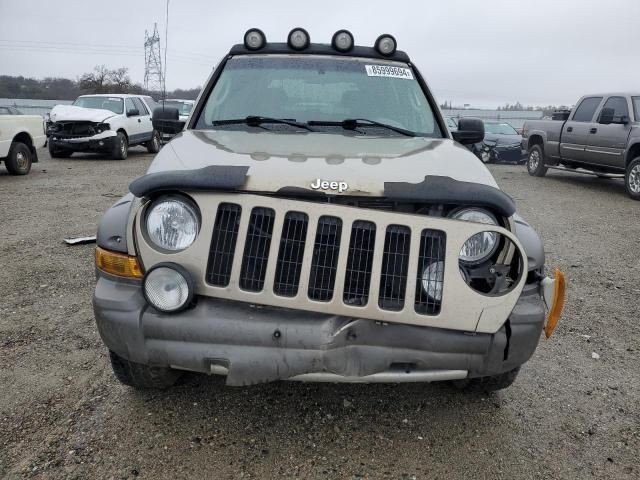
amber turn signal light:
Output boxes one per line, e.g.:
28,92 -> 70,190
544,268 -> 566,338
95,247 -> 144,279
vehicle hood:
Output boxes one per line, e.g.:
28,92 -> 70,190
49,104 -> 117,123
484,133 -> 522,146
148,129 -> 500,196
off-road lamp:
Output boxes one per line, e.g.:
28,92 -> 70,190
288,28 -> 310,50
244,28 -> 266,50
375,34 -> 397,56
332,29 -> 354,52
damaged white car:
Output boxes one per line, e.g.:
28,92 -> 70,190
48,94 -> 161,159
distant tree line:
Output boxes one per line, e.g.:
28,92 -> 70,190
0,65 -> 201,100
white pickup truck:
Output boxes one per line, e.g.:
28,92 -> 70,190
0,111 -> 47,175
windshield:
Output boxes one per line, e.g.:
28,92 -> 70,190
73,96 -> 123,114
196,55 -> 442,137
163,100 -> 193,116
484,122 -> 518,135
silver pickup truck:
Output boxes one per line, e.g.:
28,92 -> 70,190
522,93 -> 640,200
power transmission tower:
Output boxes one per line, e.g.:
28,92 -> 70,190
144,23 -> 163,93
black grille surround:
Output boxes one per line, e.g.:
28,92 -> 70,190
273,212 -> 309,297
206,203 -> 241,287
308,216 -> 342,302
239,207 -> 275,292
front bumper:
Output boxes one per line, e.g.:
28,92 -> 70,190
93,274 -> 546,386
50,133 -> 115,152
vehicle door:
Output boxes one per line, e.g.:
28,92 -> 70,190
124,97 -> 144,143
583,96 -> 631,168
132,97 -> 154,142
560,96 -> 603,162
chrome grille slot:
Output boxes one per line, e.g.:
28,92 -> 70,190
239,207 -> 275,292
343,220 -> 376,306
206,203 -> 241,287
378,225 -> 411,311
274,212 -> 308,297
415,229 -> 446,315
308,216 -> 342,301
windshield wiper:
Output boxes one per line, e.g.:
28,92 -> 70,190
212,116 -> 314,132
308,118 -> 416,137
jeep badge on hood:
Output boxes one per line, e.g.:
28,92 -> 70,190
310,178 -> 349,193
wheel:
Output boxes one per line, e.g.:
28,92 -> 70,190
111,131 -> 128,160
48,142 -> 72,158
5,142 -> 32,175
625,157 -> 640,200
527,145 -> 548,177
452,367 -> 521,393
109,350 -> 181,389
146,130 -> 161,153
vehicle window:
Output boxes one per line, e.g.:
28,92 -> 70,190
572,97 -> 603,122
633,97 -> 640,122
125,98 -> 137,115
599,96 -> 628,121
446,117 -> 457,128
196,56 -> 442,137
143,96 -> 158,113
133,98 -> 149,115
484,122 -> 518,135
73,96 -> 124,114
162,101 -> 193,116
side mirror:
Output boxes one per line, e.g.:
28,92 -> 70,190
451,118 -> 484,145
599,107 -> 614,125
616,115 -> 629,125
152,106 -> 186,136
126,108 -> 140,117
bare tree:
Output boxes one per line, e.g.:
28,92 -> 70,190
78,65 -> 111,93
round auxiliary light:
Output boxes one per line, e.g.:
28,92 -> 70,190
332,29 -> 354,52
143,264 -> 194,313
288,28 -> 310,50
145,196 -> 200,252
421,261 -> 445,302
375,34 -> 397,56
244,28 -> 266,51
451,208 -> 499,264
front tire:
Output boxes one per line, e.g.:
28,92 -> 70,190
109,350 -> 181,389
111,131 -> 128,160
625,157 -> 640,200
48,142 -> 72,158
527,145 -> 548,177
5,142 -> 32,175
146,130 -> 161,153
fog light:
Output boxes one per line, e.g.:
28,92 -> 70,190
244,28 -> 266,50
99,141 -> 104,146
422,261 -> 444,302
375,34 -> 397,56
332,29 -> 354,52
143,264 -> 193,313
288,28 -> 310,50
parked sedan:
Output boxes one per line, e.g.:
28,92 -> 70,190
472,121 -> 527,164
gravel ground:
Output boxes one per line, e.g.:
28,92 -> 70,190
0,148 -> 638,480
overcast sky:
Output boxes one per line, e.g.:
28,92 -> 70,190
1,0 -> 638,108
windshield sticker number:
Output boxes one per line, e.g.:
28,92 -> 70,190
365,65 -> 414,79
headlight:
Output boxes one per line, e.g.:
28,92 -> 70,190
145,196 -> 199,251
451,208 -> 499,263
143,264 -> 193,313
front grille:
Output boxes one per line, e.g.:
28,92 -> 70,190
274,212 -> 308,297
308,216 -> 342,301
206,203 -> 241,287
239,207 -> 275,292
343,221 -> 376,306
378,225 -> 411,311
415,229 -> 446,314
202,200 -> 448,316
51,121 -> 98,138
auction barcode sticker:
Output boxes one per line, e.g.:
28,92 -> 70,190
365,65 -> 414,79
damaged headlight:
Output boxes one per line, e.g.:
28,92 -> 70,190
450,208 -> 499,264
95,122 -> 110,134
145,195 -> 200,252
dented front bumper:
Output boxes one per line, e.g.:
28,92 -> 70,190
93,272 -> 546,386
